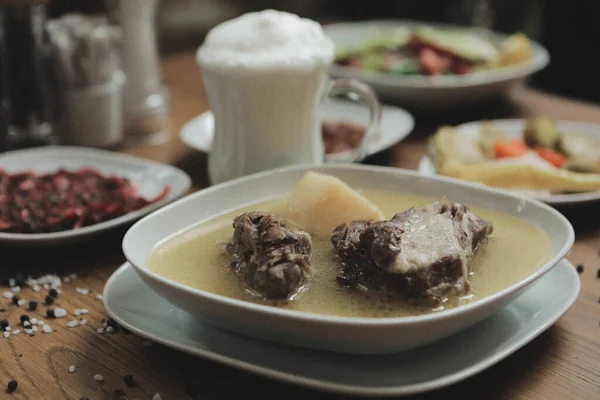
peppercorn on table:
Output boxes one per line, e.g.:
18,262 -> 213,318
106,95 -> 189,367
1,53 -> 599,400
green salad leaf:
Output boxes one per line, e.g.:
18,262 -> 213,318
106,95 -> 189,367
335,46 -> 354,60
388,57 -> 421,75
361,53 -> 386,71
363,27 -> 411,51
413,26 -> 499,63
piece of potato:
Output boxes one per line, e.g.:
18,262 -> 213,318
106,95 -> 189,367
523,116 -> 559,148
556,131 -> 600,159
288,171 -> 384,235
562,157 -> 600,174
498,33 -> 532,66
479,122 -> 510,158
427,127 -> 486,171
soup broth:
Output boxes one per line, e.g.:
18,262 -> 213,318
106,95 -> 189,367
147,190 -> 552,318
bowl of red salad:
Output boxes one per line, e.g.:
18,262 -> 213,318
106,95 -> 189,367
0,147 -> 191,245
323,20 -> 549,108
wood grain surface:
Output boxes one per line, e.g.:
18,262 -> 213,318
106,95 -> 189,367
1,53 -> 599,400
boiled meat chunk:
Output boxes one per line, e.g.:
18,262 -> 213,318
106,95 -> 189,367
331,201 -> 493,303
224,211 -> 312,300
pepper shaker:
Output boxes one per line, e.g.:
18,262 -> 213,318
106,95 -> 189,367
113,0 -> 169,145
0,0 -> 58,151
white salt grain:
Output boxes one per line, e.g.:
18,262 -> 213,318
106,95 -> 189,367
94,374 -> 104,382
3,291 -> 14,299
12,330 -> 20,335
32,326 -> 38,332
32,285 -> 41,292
76,287 -> 90,295
30,318 -> 37,325
96,328 -> 104,334
36,274 -> 62,287
70,273 -> 77,279
96,294 -> 103,300
53,308 -> 67,318
106,326 -> 114,333
37,320 -> 45,326
24,329 -> 33,336
67,320 -> 78,328
42,325 -> 53,334
8,278 -> 15,287
3,332 -> 9,338
153,393 -> 162,400
23,321 -> 31,327
68,365 -> 76,373
10,286 -> 21,293
17,299 -> 26,306
80,319 -> 87,325
43,284 -> 49,289
4,326 -> 11,331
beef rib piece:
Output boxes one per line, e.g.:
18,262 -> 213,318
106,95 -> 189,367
331,202 -> 493,304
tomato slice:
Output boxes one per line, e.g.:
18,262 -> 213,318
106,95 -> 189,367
535,148 -> 567,168
494,139 -> 529,158
418,47 -> 452,75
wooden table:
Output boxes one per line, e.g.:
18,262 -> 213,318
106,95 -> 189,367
1,53 -> 599,400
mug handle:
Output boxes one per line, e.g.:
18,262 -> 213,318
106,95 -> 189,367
324,78 -> 382,163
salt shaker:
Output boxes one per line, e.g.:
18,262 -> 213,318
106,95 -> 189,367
113,0 -> 169,145
46,14 -> 125,149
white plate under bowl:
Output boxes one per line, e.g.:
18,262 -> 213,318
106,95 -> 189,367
104,259 -> 580,397
418,119 -> 600,205
0,146 -> 191,246
179,100 -> 414,161
323,20 -> 549,108
123,164 -> 574,354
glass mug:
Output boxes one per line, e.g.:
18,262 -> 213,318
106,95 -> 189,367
198,55 -> 381,185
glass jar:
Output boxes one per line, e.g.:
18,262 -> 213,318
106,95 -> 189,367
0,0 -> 58,151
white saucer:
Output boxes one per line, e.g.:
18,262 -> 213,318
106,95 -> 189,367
104,259 -> 579,397
180,100 -> 414,162
418,119 -> 600,206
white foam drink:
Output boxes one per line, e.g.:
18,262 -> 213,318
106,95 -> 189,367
197,10 -> 380,184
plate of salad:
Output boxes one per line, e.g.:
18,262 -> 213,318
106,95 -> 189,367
324,20 -> 549,108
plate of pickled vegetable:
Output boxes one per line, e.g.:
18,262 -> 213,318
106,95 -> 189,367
419,117 -> 600,205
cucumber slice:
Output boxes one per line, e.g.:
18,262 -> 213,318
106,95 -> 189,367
388,57 -> 421,75
363,27 -> 411,51
413,26 -> 499,63
361,53 -> 386,71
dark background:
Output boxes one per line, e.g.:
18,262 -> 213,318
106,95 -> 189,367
47,0 -> 600,104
